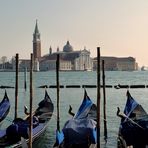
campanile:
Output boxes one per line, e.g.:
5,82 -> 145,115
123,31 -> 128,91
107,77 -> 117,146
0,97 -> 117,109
33,20 -> 41,60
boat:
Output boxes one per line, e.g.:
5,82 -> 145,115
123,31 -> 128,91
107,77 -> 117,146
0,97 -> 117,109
141,66 -> 148,71
117,90 -> 148,148
54,90 -> 97,148
0,89 -> 54,147
0,90 -> 10,123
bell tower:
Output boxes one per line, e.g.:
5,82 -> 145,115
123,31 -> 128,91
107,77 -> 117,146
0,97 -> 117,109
33,20 -> 41,61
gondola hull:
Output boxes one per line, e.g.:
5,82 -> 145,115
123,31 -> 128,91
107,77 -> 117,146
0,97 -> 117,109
12,122 -> 49,148
0,90 -> 10,123
0,90 -> 54,147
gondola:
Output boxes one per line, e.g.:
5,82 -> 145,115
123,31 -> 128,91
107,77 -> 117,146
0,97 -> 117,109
0,90 -> 10,123
0,90 -> 54,147
117,90 -> 148,148
54,90 -> 97,148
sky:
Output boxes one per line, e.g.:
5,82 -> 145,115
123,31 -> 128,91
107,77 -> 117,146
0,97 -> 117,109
0,0 -> 148,67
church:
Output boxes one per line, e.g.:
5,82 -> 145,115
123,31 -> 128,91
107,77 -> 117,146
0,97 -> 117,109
12,20 -> 138,72
33,21 -> 93,71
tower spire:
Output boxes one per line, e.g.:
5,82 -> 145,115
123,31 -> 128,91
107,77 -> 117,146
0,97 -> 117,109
34,19 -> 39,34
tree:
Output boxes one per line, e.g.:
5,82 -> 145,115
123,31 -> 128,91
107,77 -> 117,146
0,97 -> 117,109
1,56 -> 7,69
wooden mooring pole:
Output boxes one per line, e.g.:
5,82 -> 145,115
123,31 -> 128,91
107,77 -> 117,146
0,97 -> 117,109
24,67 -> 27,91
97,47 -> 101,148
56,54 -> 60,131
102,60 -> 107,142
29,53 -> 33,148
15,53 -> 19,119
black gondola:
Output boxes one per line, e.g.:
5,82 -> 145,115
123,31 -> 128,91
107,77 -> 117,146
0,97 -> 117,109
117,90 -> 148,148
0,90 -> 10,123
54,90 -> 97,148
0,90 -> 54,147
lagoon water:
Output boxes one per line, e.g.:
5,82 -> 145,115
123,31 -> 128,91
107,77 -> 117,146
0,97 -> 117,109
1,71 -> 148,148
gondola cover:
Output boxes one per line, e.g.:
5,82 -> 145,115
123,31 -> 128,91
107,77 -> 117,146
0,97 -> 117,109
55,90 -> 97,147
118,91 -> 148,147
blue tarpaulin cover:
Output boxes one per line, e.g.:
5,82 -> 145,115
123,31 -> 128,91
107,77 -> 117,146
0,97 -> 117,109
55,90 -> 97,147
123,91 -> 138,118
119,91 -> 148,147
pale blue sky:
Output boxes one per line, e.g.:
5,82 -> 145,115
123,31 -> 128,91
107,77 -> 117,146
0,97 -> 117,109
0,0 -> 148,66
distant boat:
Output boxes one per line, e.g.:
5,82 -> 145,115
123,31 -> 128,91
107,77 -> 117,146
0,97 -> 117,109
84,68 -> 92,72
141,66 -> 148,71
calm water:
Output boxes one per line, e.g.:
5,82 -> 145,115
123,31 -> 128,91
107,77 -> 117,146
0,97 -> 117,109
1,71 -> 148,148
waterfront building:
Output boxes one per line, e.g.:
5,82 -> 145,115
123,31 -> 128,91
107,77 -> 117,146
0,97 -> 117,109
0,21 -> 139,72
32,21 -> 137,72
11,58 -> 30,72
40,59 -> 71,71
40,41 -> 93,71
93,56 -> 138,71
116,57 -> 137,71
0,62 -> 12,71
74,48 -> 93,71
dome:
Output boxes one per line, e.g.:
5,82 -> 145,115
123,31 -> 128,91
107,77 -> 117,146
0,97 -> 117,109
63,41 -> 73,52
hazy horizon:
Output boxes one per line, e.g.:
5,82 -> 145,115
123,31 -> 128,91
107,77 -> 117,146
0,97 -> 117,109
0,1 -> 148,67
